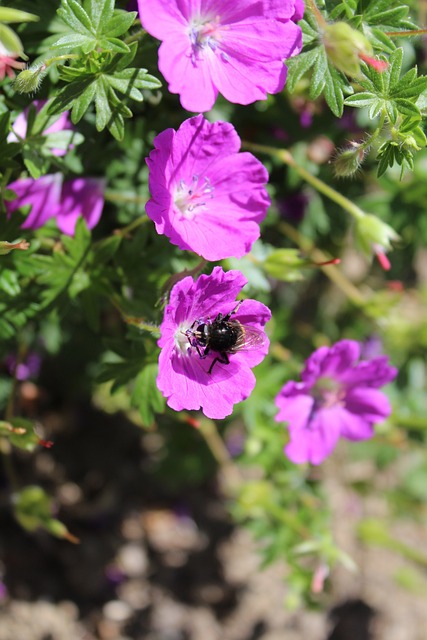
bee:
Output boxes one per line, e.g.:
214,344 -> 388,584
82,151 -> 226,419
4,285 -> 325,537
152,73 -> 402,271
185,301 -> 266,374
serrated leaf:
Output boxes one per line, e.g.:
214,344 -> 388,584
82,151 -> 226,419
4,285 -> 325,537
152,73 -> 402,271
287,48 -> 319,93
394,99 -> 421,118
50,32 -> 96,51
71,81 -> 97,122
344,92 -> 376,107
310,49 -> 327,100
103,11 -> 136,38
57,0 -> 94,35
98,37 -> 130,53
368,7 -> 409,26
84,0 -> 114,32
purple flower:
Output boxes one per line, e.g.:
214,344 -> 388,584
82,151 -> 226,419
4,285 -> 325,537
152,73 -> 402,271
275,340 -> 397,465
146,115 -> 270,261
6,174 -> 105,236
158,266 -> 271,419
8,100 -> 73,156
138,0 -> 302,112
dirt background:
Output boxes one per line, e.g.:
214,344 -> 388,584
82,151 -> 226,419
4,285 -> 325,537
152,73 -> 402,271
1,398 -> 427,640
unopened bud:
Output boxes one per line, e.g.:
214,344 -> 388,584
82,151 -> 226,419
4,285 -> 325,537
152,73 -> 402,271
323,22 -> 388,77
355,214 -> 399,269
0,239 -> 30,255
14,64 -> 46,94
333,142 -> 366,177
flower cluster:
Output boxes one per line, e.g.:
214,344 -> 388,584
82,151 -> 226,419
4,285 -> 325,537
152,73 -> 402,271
275,340 -> 397,465
145,115 -> 270,261
157,267 -> 271,419
6,173 -> 105,236
138,0 -> 303,112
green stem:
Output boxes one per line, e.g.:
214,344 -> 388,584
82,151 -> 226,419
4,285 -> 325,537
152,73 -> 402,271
198,418 -> 243,492
124,27 -> 147,45
394,414 -> 427,431
306,0 -> 327,28
105,190 -> 148,206
243,142 -> 366,221
385,28 -> 427,37
113,215 -> 149,238
279,221 -> 366,306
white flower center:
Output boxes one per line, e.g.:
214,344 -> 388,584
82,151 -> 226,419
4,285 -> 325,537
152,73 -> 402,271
173,175 -> 214,220
174,323 -> 192,356
188,15 -> 228,63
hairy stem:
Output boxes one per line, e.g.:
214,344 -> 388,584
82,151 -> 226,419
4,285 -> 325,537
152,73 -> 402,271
243,141 -> 366,221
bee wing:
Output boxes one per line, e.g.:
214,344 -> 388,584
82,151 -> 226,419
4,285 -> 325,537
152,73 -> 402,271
231,324 -> 267,352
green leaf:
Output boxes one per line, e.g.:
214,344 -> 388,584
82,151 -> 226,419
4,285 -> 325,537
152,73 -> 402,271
50,32 -> 96,51
71,81 -> 97,122
0,23 -> 23,55
98,37 -> 130,53
344,91 -> 376,107
132,363 -> 165,426
0,268 -> 20,296
0,8 -> 39,23
84,0 -> 114,32
286,48 -> 319,93
103,11 -> 136,38
57,0 -> 94,35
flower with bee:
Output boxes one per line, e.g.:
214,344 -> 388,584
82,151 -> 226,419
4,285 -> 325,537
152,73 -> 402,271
157,266 -> 271,419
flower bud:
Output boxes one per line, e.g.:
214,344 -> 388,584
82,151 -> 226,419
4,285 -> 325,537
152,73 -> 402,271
0,239 -> 30,255
14,65 -> 46,94
355,214 -> 399,270
323,22 -> 387,77
333,142 -> 366,177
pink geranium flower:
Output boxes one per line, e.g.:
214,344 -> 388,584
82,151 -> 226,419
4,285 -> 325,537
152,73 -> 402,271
146,115 -> 270,261
138,0 -> 302,112
6,173 -> 105,235
157,266 -> 271,419
8,100 -> 73,157
275,340 -> 397,465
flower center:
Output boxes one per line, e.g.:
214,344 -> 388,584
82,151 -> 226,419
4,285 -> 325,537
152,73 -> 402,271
311,376 -> 345,411
188,15 -> 228,63
174,175 -> 214,220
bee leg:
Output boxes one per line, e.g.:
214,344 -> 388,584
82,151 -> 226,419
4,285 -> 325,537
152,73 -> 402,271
224,300 -> 244,321
208,352 -> 229,374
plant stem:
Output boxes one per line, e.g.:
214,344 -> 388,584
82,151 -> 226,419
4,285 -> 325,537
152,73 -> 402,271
384,29 -> 427,37
306,0 -> 327,28
243,141 -> 366,221
279,221 -> 366,306
105,190 -> 148,206
198,419 -> 243,491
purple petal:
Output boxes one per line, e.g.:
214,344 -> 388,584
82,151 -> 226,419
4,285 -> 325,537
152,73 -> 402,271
302,340 -> 361,386
56,178 -> 105,235
6,174 -> 63,229
345,387 -> 392,423
334,407 -> 375,441
285,408 -> 341,465
341,356 -> 397,388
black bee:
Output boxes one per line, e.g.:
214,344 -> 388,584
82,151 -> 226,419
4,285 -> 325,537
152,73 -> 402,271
185,301 -> 266,374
